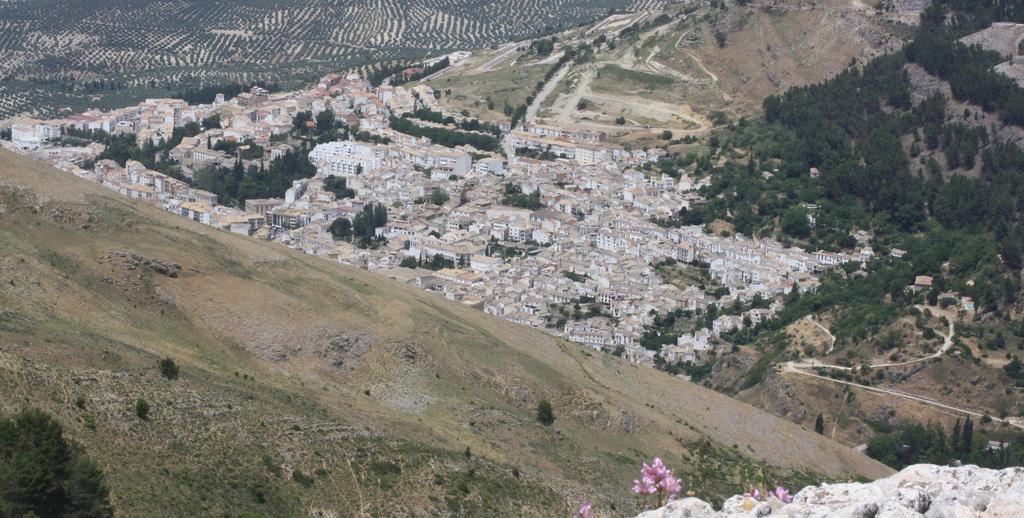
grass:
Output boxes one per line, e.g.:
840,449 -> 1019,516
595,64 -> 675,91
656,262 -> 712,291
428,63 -> 549,121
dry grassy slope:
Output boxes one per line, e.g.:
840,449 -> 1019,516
0,150 -> 889,515
684,0 -> 908,115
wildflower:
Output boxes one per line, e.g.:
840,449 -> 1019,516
632,475 -> 657,495
769,486 -> 793,503
633,457 -> 682,506
743,487 -> 762,501
577,500 -> 593,518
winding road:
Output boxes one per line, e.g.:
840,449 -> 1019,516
790,306 -> 956,371
785,305 -> 1024,428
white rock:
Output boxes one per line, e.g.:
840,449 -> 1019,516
634,465 -> 1024,518
636,498 -> 715,518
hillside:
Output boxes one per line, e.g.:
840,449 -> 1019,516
0,149 -> 889,515
0,0 -> 664,119
427,0 -> 914,146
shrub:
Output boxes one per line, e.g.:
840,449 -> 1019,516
158,358 -> 179,380
536,399 -> 555,426
262,455 -> 283,477
135,399 -> 150,420
292,470 -> 314,487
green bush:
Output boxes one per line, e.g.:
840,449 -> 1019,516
535,400 -> 555,426
158,358 -> 179,380
291,470 -> 314,487
135,399 -> 150,420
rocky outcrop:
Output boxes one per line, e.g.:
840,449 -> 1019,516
637,464 -> 1024,517
102,250 -> 181,278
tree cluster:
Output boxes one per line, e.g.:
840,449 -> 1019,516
0,410 -> 113,517
389,116 -> 499,152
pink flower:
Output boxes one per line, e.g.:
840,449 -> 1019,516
632,475 -> 657,495
577,500 -> 593,518
744,487 -> 762,501
769,486 -> 793,503
633,457 -> 682,503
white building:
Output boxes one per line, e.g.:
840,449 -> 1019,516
11,120 -> 59,150
309,141 -> 384,176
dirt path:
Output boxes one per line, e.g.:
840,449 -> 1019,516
585,13 -> 635,35
683,50 -> 719,82
803,315 -> 837,354
793,305 -> 956,371
781,304 -> 1019,428
783,363 -> 1024,430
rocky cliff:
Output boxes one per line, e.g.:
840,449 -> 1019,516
637,464 -> 1023,517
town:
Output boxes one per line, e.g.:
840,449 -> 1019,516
1,66 -> 868,373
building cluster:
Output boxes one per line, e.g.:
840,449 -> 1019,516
3,69 -> 864,371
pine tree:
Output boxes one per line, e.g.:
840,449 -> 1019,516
814,413 -> 825,435
951,418 -> 961,453
961,416 -> 974,457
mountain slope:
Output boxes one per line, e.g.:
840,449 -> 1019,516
0,149 -> 889,515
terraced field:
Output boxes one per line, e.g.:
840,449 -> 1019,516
0,0 -> 665,118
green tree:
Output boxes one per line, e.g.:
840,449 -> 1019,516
329,218 -> 353,240
315,110 -> 335,133
781,206 -> 811,238
292,111 -> 312,131
324,177 -> 355,199
814,413 -> 825,435
536,400 -> 555,426
431,187 -> 450,206
158,358 -> 179,380
961,416 -> 973,456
